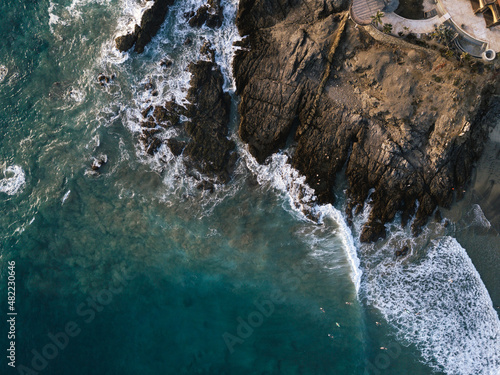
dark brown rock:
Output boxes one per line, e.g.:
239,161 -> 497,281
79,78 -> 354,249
144,81 -> 155,90
188,0 -> 224,29
141,116 -> 156,128
200,41 -> 216,62
134,0 -> 175,53
141,105 -> 153,118
145,138 -> 162,155
196,181 -> 215,193
395,246 -> 409,258
115,0 -> 175,53
233,0 -> 499,242
91,155 -> 107,171
167,139 -> 186,156
154,100 -> 184,127
140,128 -> 163,155
115,24 -> 140,52
160,58 -> 173,68
183,60 -> 236,182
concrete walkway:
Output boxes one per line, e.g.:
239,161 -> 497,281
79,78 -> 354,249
438,0 -> 500,51
381,12 -> 444,35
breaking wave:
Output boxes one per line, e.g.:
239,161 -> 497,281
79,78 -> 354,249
0,165 -> 26,196
362,225 -> 500,374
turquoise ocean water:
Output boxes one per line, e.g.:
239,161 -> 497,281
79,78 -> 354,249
0,1 -> 498,374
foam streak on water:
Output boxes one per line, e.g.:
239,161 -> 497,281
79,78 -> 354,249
241,149 -> 362,292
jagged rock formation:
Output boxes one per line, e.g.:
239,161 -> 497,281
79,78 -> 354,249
139,100 -> 183,155
183,60 -> 236,183
138,58 -> 236,183
233,0 -> 500,241
187,0 -> 224,29
115,0 -> 175,53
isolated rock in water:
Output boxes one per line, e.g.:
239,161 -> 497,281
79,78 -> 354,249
196,180 -> 215,193
160,58 -> 173,68
395,246 -> 410,258
91,155 -> 108,171
233,0 -> 500,241
115,24 -> 140,52
184,60 -> 236,182
97,73 -> 115,87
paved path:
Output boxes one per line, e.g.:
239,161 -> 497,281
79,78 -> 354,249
382,12 -> 445,35
438,0 -> 500,51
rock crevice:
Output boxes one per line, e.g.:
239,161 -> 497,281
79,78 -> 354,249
233,0 -> 500,241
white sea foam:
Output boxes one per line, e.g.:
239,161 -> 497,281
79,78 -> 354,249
62,190 -> 71,204
465,204 -> 492,229
241,150 -> 362,292
362,231 -> 500,374
0,165 -> 26,196
49,0 -> 115,36
100,0 -> 242,205
0,65 -> 8,83
115,0 -> 155,35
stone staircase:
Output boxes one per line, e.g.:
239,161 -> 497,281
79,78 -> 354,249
350,0 -> 386,25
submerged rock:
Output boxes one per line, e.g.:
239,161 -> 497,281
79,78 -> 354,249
91,155 -> 108,171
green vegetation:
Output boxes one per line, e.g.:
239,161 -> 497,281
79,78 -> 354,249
371,11 -> 384,27
383,23 -> 393,34
431,24 -> 454,49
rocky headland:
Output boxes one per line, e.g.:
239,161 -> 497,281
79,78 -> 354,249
233,0 -> 500,241
122,0 -> 500,242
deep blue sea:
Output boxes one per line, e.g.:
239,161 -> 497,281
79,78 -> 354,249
0,1 -> 499,374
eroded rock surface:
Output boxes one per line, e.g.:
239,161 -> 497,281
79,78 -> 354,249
115,0 -> 175,53
138,59 -> 236,183
233,0 -> 500,241
184,60 -> 236,183
188,0 -> 224,29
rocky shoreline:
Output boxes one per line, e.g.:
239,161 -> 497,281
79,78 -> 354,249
138,53 -> 236,184
115,0 -> 175,53
233,0 -> 500,241
121,0 -> 500,242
